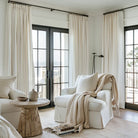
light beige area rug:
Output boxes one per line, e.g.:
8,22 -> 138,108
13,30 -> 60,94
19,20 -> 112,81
31,108 -> 138,138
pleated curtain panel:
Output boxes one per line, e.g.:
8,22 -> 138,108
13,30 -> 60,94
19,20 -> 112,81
102,11 -> 125,108
3,4 -> 34,95
69,14 -> 89,86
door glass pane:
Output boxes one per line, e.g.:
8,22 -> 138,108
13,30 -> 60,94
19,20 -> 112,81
134,29 -> 138,44
54,50 -> 60,66
134,88 -> 138,104
34,68 -> 37,85
38,68 -> 46,84
134,59 -> 138,72
54,68 -> 60,83
61,33 -> 68,49
54,84 -> 60,99
32,30 -> 37,48
39,31 -> 46,48
62,83 -> 68,89
38,85 -> 46,98
134,74 -> 138,88
61,51 -> 68,66
126,46 -> 133,58
125,30 -> 133,45
126,59 -> 133,72
126,73 -> 133,87
61,67 -> 68,82
126,88 -> 133,103
134,45 -> 138,58
34,86 -> 37,92
33,50 -> 37,67
54,32 -> 60,49
38,50 -> 46,67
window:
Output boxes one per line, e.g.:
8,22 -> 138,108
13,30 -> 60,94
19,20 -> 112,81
125,26 -> 138,109
32,25 -> 69,104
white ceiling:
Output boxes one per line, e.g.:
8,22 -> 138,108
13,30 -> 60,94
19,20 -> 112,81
14,0 -> 138,15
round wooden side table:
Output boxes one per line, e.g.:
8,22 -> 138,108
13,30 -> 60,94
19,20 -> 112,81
11,98 -> 50,138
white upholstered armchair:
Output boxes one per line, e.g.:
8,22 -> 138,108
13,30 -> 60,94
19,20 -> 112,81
54,74 -> 113,129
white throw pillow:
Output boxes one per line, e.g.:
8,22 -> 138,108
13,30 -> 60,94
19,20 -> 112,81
9,88 -> 26,100
76,73 -> 98,93
0,76 -> 16,99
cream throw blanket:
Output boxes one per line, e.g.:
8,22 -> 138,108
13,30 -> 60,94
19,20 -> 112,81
53,74 -> 119,133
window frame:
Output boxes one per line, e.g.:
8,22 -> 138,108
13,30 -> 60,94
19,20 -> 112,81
124,25 -> 138,110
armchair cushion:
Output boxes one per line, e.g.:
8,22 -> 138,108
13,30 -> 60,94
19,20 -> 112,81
97,90 -> 111,104
55,93 -> 106,112
61,88 -> 76,95
0,76 -> 16,99
9,88 -> 26,100
0,99 -> 20,114
97,90 -> 106,102
55,95 -> 72,108
89,97 -> 106,112
76,73 -> 98,93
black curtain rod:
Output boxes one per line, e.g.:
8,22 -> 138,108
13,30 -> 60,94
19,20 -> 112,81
8,0 -> 88,17
104,5 -> 138,15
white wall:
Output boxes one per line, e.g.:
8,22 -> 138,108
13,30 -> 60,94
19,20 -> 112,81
31,7 -> 69,28
125,7 -> 138,26
0,0 -> 7,75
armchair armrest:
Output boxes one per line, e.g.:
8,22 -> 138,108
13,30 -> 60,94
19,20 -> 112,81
61,87 -> 76,95
97,90 -> 111,104
9,88 -> 26,100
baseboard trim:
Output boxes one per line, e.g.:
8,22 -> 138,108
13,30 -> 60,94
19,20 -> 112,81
125,103 -> 138,111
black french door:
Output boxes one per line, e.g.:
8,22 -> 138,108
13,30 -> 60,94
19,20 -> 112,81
32,25 -> 69,106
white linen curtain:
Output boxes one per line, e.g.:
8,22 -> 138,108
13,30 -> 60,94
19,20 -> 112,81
3,4 -> 34,95
69,14 -> 89,86
102,11 -> 125,108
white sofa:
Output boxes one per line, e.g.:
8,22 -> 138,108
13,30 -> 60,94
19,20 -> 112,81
0,88 -> 26,129
54,75 -> 113,129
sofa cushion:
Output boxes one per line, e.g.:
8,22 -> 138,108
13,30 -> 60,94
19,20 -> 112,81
0,76 -> 16,99
0,99 -> 20,114
55,95 -> 73,108
55,95 -> 106,112
76,73 -> 98,93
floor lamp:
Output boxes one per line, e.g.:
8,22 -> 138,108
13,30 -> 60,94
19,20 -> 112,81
92,53 -> 104,73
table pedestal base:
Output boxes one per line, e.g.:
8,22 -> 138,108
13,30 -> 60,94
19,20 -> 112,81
18,107 -> 42,138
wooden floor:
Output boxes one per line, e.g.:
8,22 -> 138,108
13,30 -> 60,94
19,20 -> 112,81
113,108 -> 138,123
35,108 -> 138,138
39,108 -> 138,123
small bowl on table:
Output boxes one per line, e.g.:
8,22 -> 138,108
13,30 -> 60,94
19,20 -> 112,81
17,97 -> 28,101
